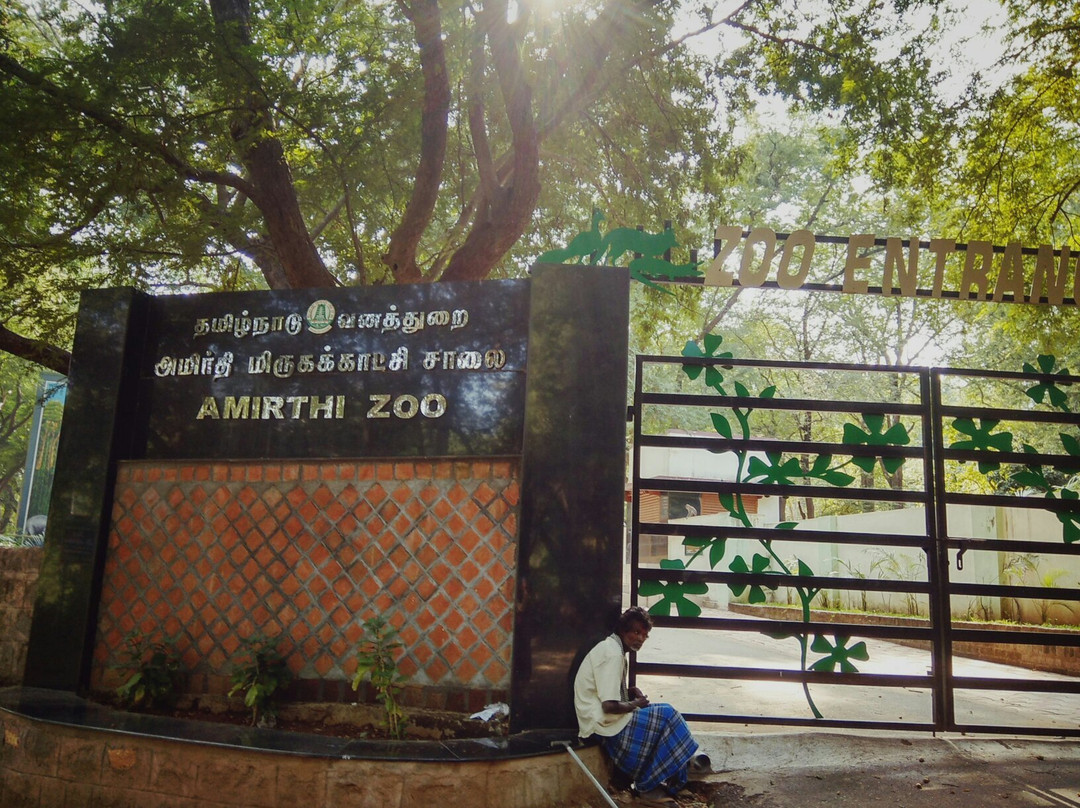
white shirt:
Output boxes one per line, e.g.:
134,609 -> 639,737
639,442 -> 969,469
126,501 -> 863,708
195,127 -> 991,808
573,633 -> 633,738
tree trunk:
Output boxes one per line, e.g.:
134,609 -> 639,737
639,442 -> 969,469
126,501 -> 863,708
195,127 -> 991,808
209,0 -> 336,290
383,0 -> 450,284
440,1 -> 540,283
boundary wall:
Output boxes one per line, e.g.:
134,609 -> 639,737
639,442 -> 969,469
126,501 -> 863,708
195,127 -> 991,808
0,549 -> 42,686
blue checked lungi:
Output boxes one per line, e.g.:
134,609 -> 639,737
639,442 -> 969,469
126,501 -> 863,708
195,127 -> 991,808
602,703 -> 698,794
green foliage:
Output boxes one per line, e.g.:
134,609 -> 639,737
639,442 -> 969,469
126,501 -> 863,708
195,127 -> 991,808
0,357 -> 41,534
351,616 -> 408,740
0,0 -> 738,374
113,633 -> 184,711
870,548 -> 925,617
228,635 -> 293,727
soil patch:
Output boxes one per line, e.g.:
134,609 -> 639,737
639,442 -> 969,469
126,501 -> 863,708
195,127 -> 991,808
92,694 -> 509,741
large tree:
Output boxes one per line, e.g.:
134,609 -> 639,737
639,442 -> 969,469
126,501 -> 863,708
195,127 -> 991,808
0,0 -> 969,376
0,0 -> 737,373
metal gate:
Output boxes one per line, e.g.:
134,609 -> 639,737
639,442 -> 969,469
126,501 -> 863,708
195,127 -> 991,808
630,352 -> 1080,735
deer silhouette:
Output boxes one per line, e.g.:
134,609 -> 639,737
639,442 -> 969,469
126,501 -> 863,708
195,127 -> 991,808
599,227 -> 678,266
536,210 -> 605,265
629,255 -> 702,293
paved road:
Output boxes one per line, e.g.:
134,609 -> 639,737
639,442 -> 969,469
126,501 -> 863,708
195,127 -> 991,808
686,731 -> 1080,808
613,611 -> 1080,807
570,606 -> 1080,808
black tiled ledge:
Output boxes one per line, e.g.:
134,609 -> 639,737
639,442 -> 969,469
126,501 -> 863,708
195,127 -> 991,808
0,687 -> 585,762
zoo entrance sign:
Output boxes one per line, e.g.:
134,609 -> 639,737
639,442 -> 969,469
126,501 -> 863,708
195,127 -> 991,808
706,226 -> 1080,305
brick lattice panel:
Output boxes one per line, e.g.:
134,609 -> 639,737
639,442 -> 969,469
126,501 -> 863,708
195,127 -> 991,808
91,460 -> 519,695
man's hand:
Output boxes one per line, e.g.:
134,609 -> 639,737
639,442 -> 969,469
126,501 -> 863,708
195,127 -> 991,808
601,694 -> 651,714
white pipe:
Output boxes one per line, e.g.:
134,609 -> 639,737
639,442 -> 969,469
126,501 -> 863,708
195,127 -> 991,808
555,742 -> 619,808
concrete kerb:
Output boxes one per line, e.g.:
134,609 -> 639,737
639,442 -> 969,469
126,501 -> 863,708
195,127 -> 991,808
704,730 -> 1066,769
691,726 -> 1080,790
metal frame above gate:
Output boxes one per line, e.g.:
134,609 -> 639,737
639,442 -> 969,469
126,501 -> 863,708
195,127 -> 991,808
630,353 -> 1080,736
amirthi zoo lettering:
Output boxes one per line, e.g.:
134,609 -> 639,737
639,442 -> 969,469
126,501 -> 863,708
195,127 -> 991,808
195,394 -> 448,421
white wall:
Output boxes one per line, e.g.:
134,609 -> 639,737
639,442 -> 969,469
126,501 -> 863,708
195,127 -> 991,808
648,504 -> 1080,623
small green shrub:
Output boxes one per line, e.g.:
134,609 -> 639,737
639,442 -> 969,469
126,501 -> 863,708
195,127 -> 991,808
352,616 -> 407,739
0,533 -> 45,547
228,635 -> 293,726
114,633 -> 184,710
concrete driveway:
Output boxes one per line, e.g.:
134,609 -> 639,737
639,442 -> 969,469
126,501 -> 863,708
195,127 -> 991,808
617,609 -> 1080,807
687,731 -> 1080,807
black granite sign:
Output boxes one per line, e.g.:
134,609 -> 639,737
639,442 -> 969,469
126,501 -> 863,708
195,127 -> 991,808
138,281 -> 529,459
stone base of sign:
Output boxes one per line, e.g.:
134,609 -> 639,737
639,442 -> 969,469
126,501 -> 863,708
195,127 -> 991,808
0,689 -> 608,808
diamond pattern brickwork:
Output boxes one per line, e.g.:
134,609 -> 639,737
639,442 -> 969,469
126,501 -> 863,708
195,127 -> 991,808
91,460 -> 519,696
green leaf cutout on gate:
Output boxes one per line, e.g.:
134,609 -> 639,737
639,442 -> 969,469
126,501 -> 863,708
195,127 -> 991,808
639,559 -> 709,617
949,417 -> 1014,473
808,634 -> 870,673
1056,488 -> 1080,544
746,452 -> 804,485
681,334 -> 732,392
682,534 -> 729,570
1024,354 -> 1072,412
804,453 -> 856,487
728,553 -> 778,604
842,413 -> 911,474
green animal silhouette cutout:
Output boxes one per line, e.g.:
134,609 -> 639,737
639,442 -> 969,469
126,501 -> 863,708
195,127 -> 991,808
629,255 -> 702,292
599,226 -> 678,265
536,210 -> 605,265
537,214 -> 702,293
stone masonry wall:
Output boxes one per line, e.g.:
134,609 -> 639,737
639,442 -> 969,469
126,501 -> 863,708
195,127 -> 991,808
90,459 -> 519,706
0,548 -> 43,686
0,710 -> 606,808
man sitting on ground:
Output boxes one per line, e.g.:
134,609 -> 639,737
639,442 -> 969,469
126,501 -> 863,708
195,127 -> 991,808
573,606 -> 708,805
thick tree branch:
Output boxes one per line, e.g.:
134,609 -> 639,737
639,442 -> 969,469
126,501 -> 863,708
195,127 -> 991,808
0,53 -> 254,197
468,41 -> 501,202
0,326 -> 70,376
382,0 -> 451,284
